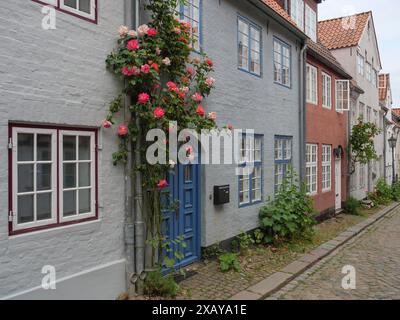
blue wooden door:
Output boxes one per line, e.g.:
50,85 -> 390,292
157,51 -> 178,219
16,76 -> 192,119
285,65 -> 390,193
162,163 -> 200,270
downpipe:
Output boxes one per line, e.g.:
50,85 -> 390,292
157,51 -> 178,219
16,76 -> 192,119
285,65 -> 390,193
299,42 -> 307,182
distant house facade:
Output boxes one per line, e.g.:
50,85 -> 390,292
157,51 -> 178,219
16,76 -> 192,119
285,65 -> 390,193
319,12 -> 383,201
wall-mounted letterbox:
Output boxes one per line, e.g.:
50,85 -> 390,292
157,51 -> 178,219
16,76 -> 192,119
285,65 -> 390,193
214,185 -> 230,205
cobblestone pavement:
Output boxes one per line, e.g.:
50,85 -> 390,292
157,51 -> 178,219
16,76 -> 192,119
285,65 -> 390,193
269,207 -> 400,300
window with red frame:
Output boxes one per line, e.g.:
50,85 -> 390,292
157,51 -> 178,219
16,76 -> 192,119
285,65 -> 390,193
32,0 -> 97,23
9,125 -> 98,235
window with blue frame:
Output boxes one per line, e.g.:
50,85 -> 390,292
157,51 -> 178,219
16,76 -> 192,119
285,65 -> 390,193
274,136 -> 293,193
176,0 -> 201,51
239,134 -> 263,206
274,38 -> 291,87
238,16 -> 261,76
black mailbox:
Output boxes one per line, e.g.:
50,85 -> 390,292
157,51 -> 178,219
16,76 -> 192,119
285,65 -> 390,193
214,185 -> 230,205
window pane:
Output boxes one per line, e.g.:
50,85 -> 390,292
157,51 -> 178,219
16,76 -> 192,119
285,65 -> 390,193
79,163 -> 91,187
238,20 -> 249,35
79,136 -> 91,160
64,0 -> 77,9
37,164 -> 52,191
63,163 -> 76,188
17,195 -> 34,224
63,136 -> 76,160
18,164 -> 34,193
79,189 -> 91,214
63,190 -> 77,216
37,134 -> 52,161
17,133 -> 34,162
37,193 -> 52,221
79,0 -> 91,13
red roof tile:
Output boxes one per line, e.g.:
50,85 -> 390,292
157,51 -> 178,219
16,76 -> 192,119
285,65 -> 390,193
379,74 -> 390,102
318,12 -> 371,50
260,0 -> 298,27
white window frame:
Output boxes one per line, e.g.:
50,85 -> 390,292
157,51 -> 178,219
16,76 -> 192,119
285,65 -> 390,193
12,127 -> 58,232
305,4 -> 317,42
306,64 -> 318,105
238,16 -> 262,76
177,0 -> 201,52
59,130 -> 96,223
366,106 -> 372,123
322,72 -> 332,109
359,164 -> 366,188
357,53 -> 365,77
322,145 -> 332,192
39,0 -> 58,5
336,80 -> 350,112
60,0 -> 96,21
273,38 -> 291,87
291,0 -> 304,31
366,62 -> 372,82
306,144 -> 318,195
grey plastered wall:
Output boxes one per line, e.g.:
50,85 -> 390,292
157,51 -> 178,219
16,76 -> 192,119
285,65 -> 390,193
200,0 -> 303,247
0,0 -> 127,299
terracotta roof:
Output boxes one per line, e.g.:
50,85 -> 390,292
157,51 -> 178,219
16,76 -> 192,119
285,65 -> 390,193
260,0 -> 298,27
318,12 -> 371,50
379,74 -> 390,102
393,109 -> 400,117
307,39 -> 351,79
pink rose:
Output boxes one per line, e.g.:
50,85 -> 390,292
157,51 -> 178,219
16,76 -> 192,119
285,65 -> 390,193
128,30 -> 137,37
141,64 -> 151,74
167,81 -> 178,92
227,124 -> 234,131
162,57 -> 171,66
196,105 -> 205,117
121,66 -> 140,76
137,24 -> 149,37
147,28 -> 157,37
173,27 -> 181,34
181,87 -> 189,94
205,77 -> 216,87
186,67 -> 194,76
126,39 -> 139,51
102,120 -> 112,129
154,107 -> 165,119
118,124 -> 129,137
155,47 -> 161,55
118,25 -> 128,37
157,179 -> 168,189
138,93 -> 150,105
208,112 -> 217,121
192,92 -> 203,103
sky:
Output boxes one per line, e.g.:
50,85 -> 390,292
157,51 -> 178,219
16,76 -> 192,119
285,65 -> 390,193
318,0 -> 400,107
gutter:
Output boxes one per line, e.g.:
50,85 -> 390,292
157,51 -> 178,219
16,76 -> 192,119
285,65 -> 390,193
300,42 -> 307,181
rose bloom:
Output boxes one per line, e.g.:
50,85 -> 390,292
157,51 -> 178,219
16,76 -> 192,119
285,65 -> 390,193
118,25 -> 128,36
193,57 -> 201,64
205,77 -> 216,87
196,105 -> 205,117
181,76 -> 190,84
126,39 -> 139,51
147,28 -> 157,37
173,27 -> 181,34
141,64 -> 151,74
186,67 -> 194,76
208,112 -> 217,121
162,57 -> 171,66
192,92 -> 203,103
157,179 -> 168,189
181,87 -> 189,94
187,44 -> 193,50
178,91 -> 186,100
128,30 -> 137,37
121,66 -> 140,76
205,58 -> 214,67
155,47 -> 161,55
186,145 -> 194,156
102,120 -> 112,129
138,92 -> 150,105
151,63 -> 159,72
166,81 -> 178,92
137,24 -> 149,36
227,124 -> 234,131
154,107 -> 165,119
117,124 -> 129,137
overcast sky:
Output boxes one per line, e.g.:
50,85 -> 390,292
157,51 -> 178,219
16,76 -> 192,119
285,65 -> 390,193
319,0 -> 400,107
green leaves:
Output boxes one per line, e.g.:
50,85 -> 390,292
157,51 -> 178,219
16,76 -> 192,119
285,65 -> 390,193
219,253 -> 241,273
259,169 -> 315,244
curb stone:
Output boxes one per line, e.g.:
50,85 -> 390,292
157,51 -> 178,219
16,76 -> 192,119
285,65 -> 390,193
228,202 -> 400,300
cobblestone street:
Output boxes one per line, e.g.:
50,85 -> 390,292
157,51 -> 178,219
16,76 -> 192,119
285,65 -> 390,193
270,206 -> 400,300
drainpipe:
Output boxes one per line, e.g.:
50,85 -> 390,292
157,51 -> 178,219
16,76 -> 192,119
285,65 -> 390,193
299,42 -> 307,182
131,0 -> 146,294
346,97 -> 352,200
383,110 -> 388,183
123,0 -> 136,296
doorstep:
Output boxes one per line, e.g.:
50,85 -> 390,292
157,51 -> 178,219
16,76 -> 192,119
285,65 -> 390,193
229,202 -> 400,300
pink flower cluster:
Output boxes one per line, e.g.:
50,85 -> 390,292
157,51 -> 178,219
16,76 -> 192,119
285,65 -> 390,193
138,93 -> 150,105
122,66 -> 140,76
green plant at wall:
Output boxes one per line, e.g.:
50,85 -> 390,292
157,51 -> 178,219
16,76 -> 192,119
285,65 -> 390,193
259,169 -> 315,244
104,0 -> 217,269
232,231 -> 255,253
349,117 -> 381,174
343,197 -> 361,216
218,253 -> 241,273
392,181 -> 400,201
143,269 -> 180,298
368,178 -> 393,205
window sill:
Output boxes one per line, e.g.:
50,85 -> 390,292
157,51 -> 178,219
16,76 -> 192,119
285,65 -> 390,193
239,200 -> 263,208
274,81 -> 291,89
238,67 -> 262,78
